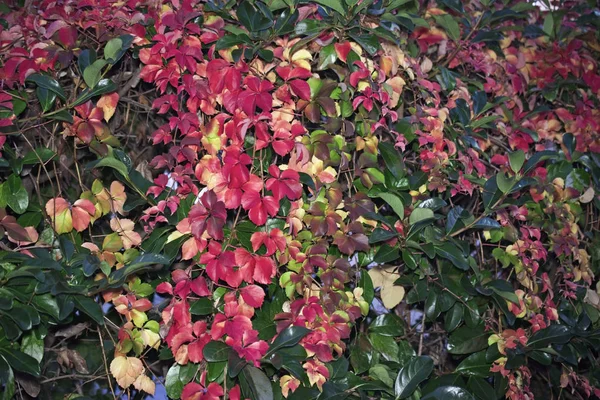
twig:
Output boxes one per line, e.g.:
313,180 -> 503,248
98,329 -> 117,399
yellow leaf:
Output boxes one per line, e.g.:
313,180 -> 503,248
368,267 -> 404,309
133,374 -> 155,395
110,356 -> 144,389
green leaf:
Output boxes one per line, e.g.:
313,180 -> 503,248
348,31 -> 380,55
73,78 -> 117,106
508,150 -> 525,173
104,35 -> 134,64
266,326 -> 310,356
228,351 -> 247,378
394,356 -> 434,399
527,325 -> 573,349
22,148 -> 56,165
215,34 -> 252,51
422,386 -> 475,400
237,1 -> 273,31
435,243 -> 469,271
455,351 -> 491,377
369,314 -> 405,337
369,228 -> 397,244
522,150 -> 556,174
49,109 -> 74,123
240,365 -> 274,400
0,348 -> 40,377
378,192 -> 405,220
104,38 -> 122,62
189,298 -> 214,315
471,217 -> 501,230
409,208 -> 434,225
434,14 -> 460,41
418,198 -> 447,211
496,172 -> 514,194
448,326 -> 489,355
3,175 -> 28,214
379,141 -> 405,179
78,49 -> 97,73
72,295 -> 104,326
36,87 -> 56,112
165,364 -> 185,399
317,44 -> 337,70
203,341 -> 230,362
88,156 -> 129,177
83,59 -> 107,89
20,331 -> 44,364
313,0 -> 346,15
374,244 -> 400,263
471,91 -> 487,116
359,271 -> 374,304
542,13 -> 554,36
0,357 -> 14,400
369,333 -> 399,363
467,377 -> 495,400
482,176 -> 502,209
25,74 -> 66,101
445,303 -> 463,332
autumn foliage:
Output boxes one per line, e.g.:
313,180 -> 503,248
1,0 -> 600,399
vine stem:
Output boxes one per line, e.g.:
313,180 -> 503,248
98,329 -> 117,399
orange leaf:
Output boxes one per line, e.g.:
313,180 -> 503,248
97,93 -> 119,121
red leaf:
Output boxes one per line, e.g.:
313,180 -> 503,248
253,256 -> 276,285
289,80 -> 311,101
240,285 -> 265,308
334,42 -> 352,62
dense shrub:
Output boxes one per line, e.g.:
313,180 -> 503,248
0,0 -> 599,398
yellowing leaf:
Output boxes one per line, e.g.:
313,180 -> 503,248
368,266 -> 404,309
97,93 -> 119,121
133,374 -> 155,395
110,356 -> 144,389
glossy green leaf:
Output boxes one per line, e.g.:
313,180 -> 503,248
369,333 -> 399,363
374,244 -> 400,263
445,303 -> 464,332
369,314 -> 405,337
25,74 -> 66,101
3,175 -> 28,214
527,325 -> 573,349
313,0 -> 346,15
83,59 -> 107,89
36,87 -> 56,112
435,243 -> 470,271
379,141 -> 405,179
78,49 -> 97,72
203,341 -> 230,362
266,326 -> 311,356
189,298 -> 214,315
467,377 -> 495,400
409,208 -> 434,225
394,356 -> 434,399
378,192 -> 405,220
20,331 -> 44,363
0,348 -> 40,377
508,150 -> 525,173
240,365 -> 274,400
448,326 -> 489,355
73,78 -> 117,106
72,295 -> 104,326
455,351 -> 491,377
421,386 -> 475,400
